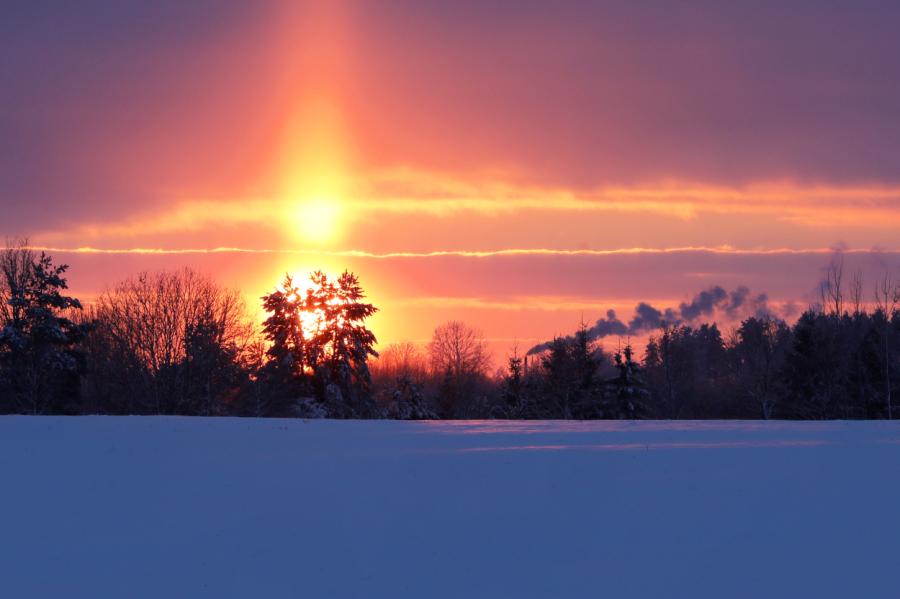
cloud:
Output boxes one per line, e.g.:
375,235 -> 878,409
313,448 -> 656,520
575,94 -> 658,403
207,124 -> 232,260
30,245 -> 900,258
27,175 -> 900,251
6,0 -> 900,245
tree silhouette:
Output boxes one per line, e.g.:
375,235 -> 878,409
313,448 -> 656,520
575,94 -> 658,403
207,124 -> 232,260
261,274 -> 308,379
260,270 -> 379,417
732,317 -> 790,419
85,268 -> 252,415
539,324 -> 604,419
603,344 -> 649,419
427,321 -> 489,417
0,241 -> 86,414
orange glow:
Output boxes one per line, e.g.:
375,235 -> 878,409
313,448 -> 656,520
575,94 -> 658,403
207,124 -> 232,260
277,97 -> 351,247
273,2 -> 354,248
286,272 -> 334,340
32,176 -> 900,249
13,1 -> 900,368
291,197 -> 342,244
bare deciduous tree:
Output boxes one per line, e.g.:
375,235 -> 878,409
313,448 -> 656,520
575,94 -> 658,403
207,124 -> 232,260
427,321 -> 490,417
88,268 -> 253,414
850,269 -> 864,317
372,341 -> 429,386
873,271 -> 898,419
427,321 -> 489,379
0,238 -> 35,327
821,254 -> 845,316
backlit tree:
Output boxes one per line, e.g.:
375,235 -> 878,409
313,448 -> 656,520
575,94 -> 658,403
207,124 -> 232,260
260,270 -> 379,417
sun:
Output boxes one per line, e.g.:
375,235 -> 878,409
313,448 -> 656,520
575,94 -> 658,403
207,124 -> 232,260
282,274 -> 325,339
287,270 -> 341,339
293,197 -> 341,244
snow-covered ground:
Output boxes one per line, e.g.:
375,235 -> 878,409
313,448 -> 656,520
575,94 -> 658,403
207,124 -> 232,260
1,418 -> 899,598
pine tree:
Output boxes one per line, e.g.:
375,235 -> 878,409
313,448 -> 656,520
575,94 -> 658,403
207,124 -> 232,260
501,349 -> 525,416
732,317 -> 790,419
386,374 -> 436,420
309,271 -> 379,415
603,344 -> 649,419
183,312 -> 245,415
0,247 -> 86,414
259,270 -> 379,417
540,324 -> 603,418
261,274 -> 306,376
258,274 -> 311,415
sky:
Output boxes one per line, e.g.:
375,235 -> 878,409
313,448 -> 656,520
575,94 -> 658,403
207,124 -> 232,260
3,0 -> 900,360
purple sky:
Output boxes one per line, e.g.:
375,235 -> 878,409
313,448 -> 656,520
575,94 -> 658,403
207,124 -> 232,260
3,0 -> 900,355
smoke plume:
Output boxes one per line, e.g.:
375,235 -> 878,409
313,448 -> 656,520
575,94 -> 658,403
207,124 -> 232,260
526,285 -> 775,355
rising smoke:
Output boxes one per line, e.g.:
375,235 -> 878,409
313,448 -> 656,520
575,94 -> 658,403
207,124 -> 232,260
526,285 -> 773,355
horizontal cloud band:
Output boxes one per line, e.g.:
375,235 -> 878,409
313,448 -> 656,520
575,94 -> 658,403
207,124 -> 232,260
30,246 -> 900,258
29,176 -> 900,247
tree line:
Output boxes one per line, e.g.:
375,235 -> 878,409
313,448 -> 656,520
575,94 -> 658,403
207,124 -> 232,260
1,240 -> 898,420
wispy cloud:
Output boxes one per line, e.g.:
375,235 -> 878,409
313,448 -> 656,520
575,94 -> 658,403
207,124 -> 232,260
31,245 -> 900,258
363,169 -> 900,224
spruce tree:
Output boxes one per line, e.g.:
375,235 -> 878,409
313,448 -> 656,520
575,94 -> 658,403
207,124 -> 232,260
0,247 -> 86,414
603,344 -> 649,419
259,270 -> 379,417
